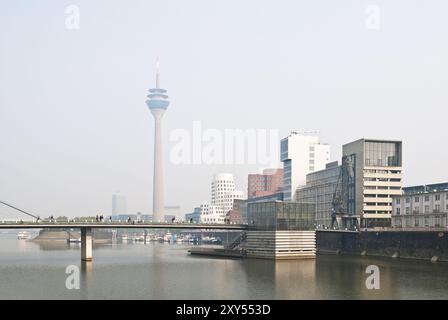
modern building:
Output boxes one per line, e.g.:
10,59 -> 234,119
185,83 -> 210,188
296,161 -> 341,228
392,182 -> 448,228
231,192 -> 284,225
280,132 -> 330,201
185,207 -> 201,223
146,61 -> 170,222
248,168 -> 284,199
246,201 -> 316,259
342,139 -> 403,228
112,193 -> 127,216
200,173 -> 244,224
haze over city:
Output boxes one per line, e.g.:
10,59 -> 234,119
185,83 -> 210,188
1,0 -> 448,218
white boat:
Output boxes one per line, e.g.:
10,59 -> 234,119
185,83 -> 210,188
164,232 -> 172,242
67,238 -> 81,244
17,231 -> 31,240
121,234 -> 129,242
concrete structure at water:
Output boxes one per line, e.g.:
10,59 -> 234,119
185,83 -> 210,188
145,61 -> 170,222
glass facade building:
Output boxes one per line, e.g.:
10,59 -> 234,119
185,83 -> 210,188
364,141 -> 402,167
247,201 -> 315,231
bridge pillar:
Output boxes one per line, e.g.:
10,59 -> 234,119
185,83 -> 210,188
81,227 -> 93,261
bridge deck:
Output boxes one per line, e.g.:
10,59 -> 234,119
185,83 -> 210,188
0,222 -> 248,230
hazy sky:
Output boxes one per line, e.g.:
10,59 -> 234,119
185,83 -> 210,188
1,0 -> 448,218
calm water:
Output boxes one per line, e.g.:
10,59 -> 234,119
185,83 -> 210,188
1,232 -> 448,300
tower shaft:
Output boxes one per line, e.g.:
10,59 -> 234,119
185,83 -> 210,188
152,109 -> 165,221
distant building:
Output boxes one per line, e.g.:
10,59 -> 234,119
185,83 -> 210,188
248,168 -> 284,199
164,205 -> 181,220
296,161 -> 341,228
280,132 -> 330,201
200,173 -> 244,224
112,193 -> 127,215
185,207 -> 201,223
343,139 -> 403,228
392,182 -> 448,228
225,209 -> 242,224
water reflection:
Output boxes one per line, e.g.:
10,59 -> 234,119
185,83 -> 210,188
1,234 -> 448,299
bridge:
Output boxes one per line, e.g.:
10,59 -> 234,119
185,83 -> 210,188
0,200 -> 247,261
0,221 -> 248,261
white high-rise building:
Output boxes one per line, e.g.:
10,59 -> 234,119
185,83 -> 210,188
200,173 -> 244,224
112,193 -> 127,215
281,132 -> 330,201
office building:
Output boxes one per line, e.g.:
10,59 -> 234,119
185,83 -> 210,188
248,168 -> 284,199
280,132 -> 330,201
343,139 -> 403,227
296,161 -> 341,228
246,201 -> 316,259
392,182 -> 448,228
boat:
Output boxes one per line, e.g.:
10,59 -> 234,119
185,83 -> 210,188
67,238 -> 81,244
164,232 -> 172,243
17,231 -> 31,240
121,234 -> 129,242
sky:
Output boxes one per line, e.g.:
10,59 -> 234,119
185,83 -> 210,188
1,0 -> 448,218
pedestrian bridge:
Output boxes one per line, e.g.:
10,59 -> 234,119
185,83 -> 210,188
0,221 -> 248,261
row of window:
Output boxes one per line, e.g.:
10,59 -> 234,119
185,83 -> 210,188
394,215 -> 444,228
397,193 -> 448,204
395,203 -> 448,215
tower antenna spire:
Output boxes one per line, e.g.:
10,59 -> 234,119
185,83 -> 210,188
156,58 -> 160,88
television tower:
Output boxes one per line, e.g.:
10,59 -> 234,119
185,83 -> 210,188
145,60 -> 169,222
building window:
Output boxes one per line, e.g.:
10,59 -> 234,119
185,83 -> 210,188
435,194 -> 441,201
406,198 -> 410,204
435,215 -> 441,228
435,204 -> 441,213
424,216 -> 429,227
414,196 -> 419,202
396,208 -> 400,215
396,198 -> 400,205
405,207 -> 410,214
424,205 -> 430,213
425,195 -> 430,202
415,217 -> 419,227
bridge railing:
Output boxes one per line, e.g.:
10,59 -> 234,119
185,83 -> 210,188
0,219 -> 247,227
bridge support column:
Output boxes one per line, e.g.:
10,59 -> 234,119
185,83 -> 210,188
81,227 -> 93,261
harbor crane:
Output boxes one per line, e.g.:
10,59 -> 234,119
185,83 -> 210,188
331,156 -> 359,230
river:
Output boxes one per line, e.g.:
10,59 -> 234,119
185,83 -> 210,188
0,232 -> 447,299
